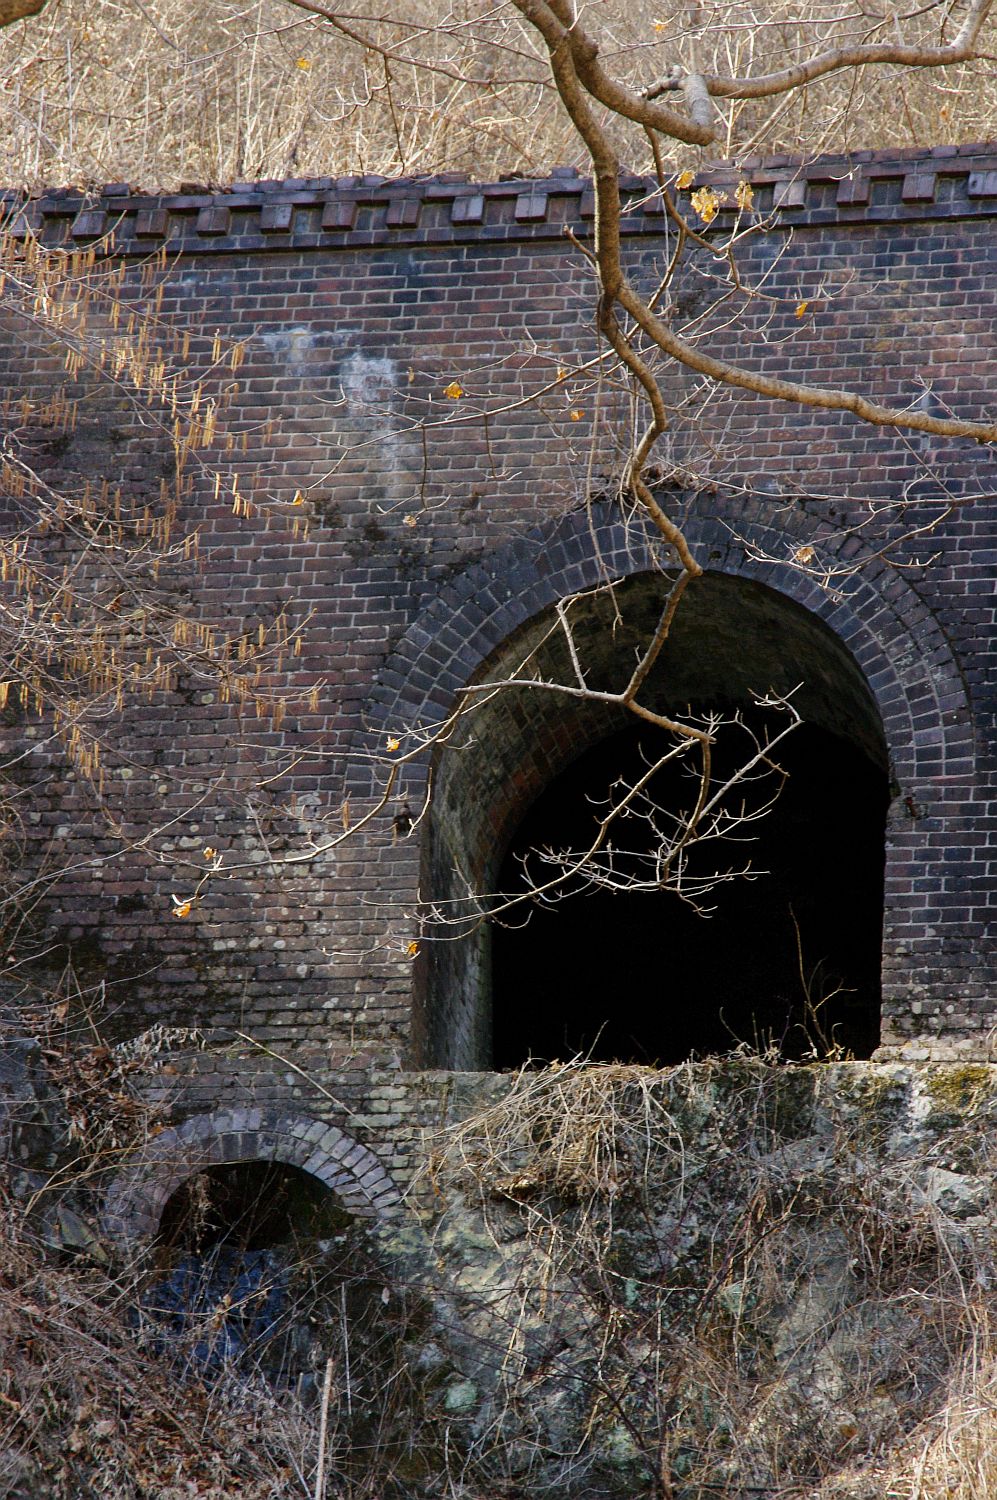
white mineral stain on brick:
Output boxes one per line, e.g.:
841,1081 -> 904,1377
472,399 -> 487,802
339,352 -> 396,409
258,325 -> 316,367
334,351 -> 417,501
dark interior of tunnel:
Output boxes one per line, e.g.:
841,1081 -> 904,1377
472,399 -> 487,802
149,1163 -> 371,1379
157,1160 -> 351,1254
491,709 -> 889,1068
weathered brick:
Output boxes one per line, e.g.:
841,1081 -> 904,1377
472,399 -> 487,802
0,146 -> 992,1145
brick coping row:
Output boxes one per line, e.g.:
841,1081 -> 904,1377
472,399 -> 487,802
3,142 -> 996,255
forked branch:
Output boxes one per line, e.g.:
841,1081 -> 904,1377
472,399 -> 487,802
645,0 -> 994,102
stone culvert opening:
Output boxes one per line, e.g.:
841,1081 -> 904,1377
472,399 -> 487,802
105,1113 -> 403,1384
147,1160 -> 380,1382
157,1159 -> 353,1254
419,571 -> 889,1069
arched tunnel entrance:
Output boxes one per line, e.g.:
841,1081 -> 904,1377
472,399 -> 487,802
420,570 -> 890,1069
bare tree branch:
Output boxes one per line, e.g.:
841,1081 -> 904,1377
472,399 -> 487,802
0,0 -> 47,26
616,281 -> 997,442
645,0 -> 994,102
516,0 -> 997,445
512,0 -> 715,145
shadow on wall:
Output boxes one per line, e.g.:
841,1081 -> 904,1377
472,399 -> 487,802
421,571 -> 889,1069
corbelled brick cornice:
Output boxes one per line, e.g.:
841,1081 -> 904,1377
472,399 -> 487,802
5,142 -> 997,253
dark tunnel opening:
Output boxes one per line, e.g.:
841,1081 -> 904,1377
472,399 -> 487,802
158,1160 -> 350,1254
492,710 -> 888,1068
146,1162 -> 364,1378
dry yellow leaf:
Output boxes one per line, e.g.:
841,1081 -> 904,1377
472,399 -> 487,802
690,186 -> 720,224
735,181 -> 754,211
569,409 -> 584,421
407,940 -> 421,957
794,545 -> 816,564
387,736 -> 401,751
676,170 -> 695,190
173,900 -> 192,919
796,301 -> 809,318
443,380 -> 464,399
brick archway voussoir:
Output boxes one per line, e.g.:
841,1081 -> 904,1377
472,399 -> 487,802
364,501 -> 973,786
102,1110 -> 402,1249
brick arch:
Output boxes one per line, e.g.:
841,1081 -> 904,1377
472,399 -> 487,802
364,497 -> 974,787
102,1110 -> 402,1248
365,495 -> 981,1067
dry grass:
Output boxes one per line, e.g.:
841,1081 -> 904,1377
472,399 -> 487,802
428,1057 -> 997,1499
816,1341 -> 997,1498
903,1354 -> 997,1500
0,1236 -> 305,1500
0,0 -> 994,192
0,1000 -> 301,1497
0,997 -> 438,1500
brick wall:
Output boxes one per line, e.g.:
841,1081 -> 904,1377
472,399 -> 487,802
1,143 -> 994,1095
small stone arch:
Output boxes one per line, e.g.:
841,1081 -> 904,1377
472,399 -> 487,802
102,1110 -> 402,1249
